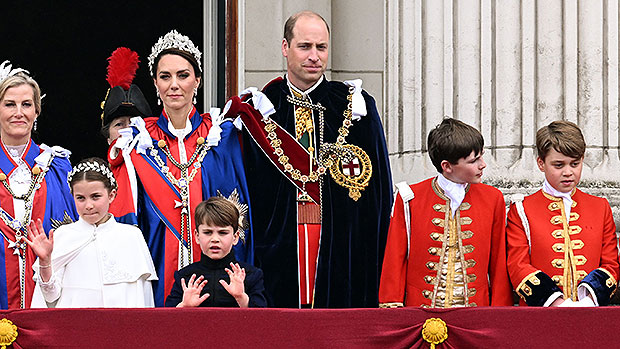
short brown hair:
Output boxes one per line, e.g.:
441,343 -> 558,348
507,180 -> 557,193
283,11 -> 330,43
0,72 -> 42,115
194,197 -> 239,232
427,118 -> 484,173
536,120 -> 585,160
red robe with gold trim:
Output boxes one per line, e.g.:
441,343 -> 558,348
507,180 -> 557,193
379,178 -> 513,307
506,189 -> 619,306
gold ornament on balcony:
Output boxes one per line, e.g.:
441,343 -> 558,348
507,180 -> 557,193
422,317 -> 448,349
0,318 -> 18,349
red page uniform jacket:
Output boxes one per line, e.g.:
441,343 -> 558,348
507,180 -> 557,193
506,189 -> 619,306
379,177 -> 513,307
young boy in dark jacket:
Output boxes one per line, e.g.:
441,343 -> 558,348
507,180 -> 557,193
165,197 -> 266,307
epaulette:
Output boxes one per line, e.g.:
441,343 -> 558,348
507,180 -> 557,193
511,193 -> 532,250
394,181 -> 414,258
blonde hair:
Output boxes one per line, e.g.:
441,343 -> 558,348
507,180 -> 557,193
0,72 -> 42,115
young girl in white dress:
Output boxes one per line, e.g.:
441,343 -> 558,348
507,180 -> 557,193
27,157 -> 157,307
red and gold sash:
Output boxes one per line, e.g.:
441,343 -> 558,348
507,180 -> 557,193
232,97 -> 321,204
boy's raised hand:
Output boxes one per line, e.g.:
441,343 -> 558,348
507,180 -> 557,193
178,274 -> 209,307
220,262 -> 249,307
23,219 -> 54,264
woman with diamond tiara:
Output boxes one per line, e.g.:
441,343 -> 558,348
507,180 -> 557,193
107,30 -> 253,306
27,157 -> 157,308
0,61 -> 77,309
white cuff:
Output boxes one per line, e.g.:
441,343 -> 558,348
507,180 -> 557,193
557,298 -> 576,307
578,283 -> 599,306
576,297 -> 596,307
38,274 -> 56,287
543,292 -> 564,307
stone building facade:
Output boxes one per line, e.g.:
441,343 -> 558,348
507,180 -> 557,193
233,0 -> 620,227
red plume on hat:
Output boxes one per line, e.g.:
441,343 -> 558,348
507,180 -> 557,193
106,47 -> 139,90
101,47 -> 152,125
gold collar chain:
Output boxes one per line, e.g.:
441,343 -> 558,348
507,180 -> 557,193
267,90 -> 371,201
151,137 -> 210,198
150,137 -> 210,266
290,90 -> 315,140
0,164 -> 48,244
0,165 -> 44,200
0,162 -> 50,309
316,92 -> 373,201
266,92 -> 356,190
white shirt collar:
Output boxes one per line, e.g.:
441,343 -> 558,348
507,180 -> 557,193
166,107 -> 194,139
437,173 -> 468,217
167,116 -> 193,140
286,74 -> 324,99
77,214 -> 117,230
542,179 -> 573,220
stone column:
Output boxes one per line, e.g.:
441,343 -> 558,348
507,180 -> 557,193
385,0 -> 620,223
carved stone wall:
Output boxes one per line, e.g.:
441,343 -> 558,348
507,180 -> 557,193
384,0 -> 620,225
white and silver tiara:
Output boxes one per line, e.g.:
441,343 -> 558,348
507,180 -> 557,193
148,30 -> 202,75
0,60 -> 29,84
67,161 -> 117,188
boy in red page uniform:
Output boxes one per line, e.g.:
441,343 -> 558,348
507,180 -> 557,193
507,121 -> 619,306
379,118 -> 513,307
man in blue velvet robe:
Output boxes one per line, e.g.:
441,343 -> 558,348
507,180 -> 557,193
236,11 -> 392,308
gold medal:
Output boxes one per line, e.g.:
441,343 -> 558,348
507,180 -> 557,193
323,144 -> 372,201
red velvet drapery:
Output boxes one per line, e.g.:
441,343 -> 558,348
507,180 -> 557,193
0,307 -> 615,348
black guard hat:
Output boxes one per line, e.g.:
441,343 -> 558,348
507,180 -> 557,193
102,84 -> 152,124
100,47 -> 152,126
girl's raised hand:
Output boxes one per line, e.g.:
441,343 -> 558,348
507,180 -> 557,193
23,218 -> 54,263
